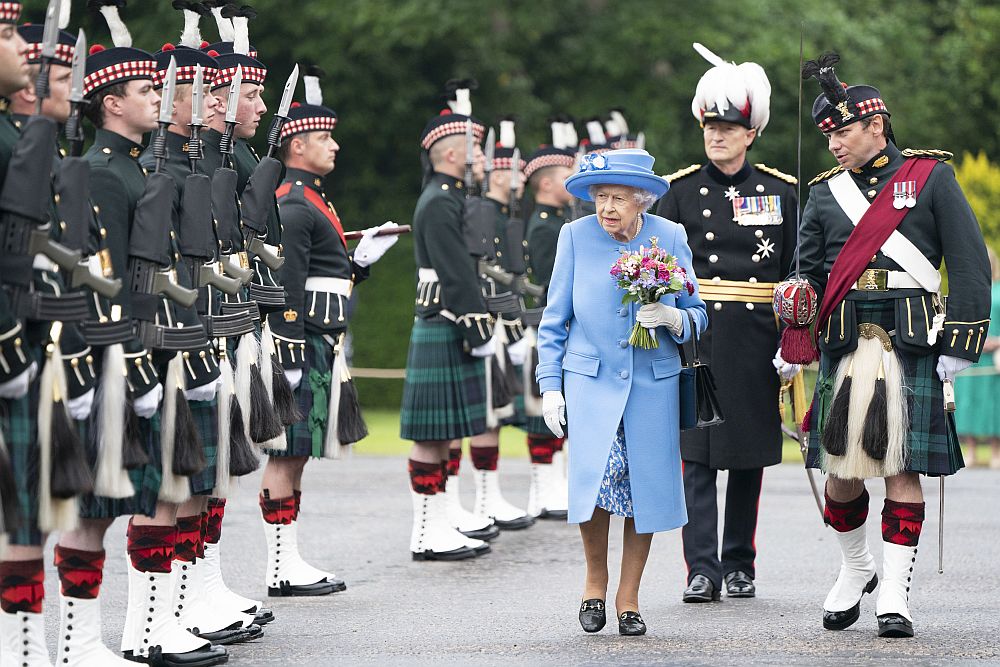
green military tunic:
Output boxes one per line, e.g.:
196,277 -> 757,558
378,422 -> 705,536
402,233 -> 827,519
799,142 -> 991,476
526,203 -> 570,292
400,172 -> 493,441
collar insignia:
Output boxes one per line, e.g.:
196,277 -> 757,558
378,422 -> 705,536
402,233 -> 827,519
872,155 -> 889,168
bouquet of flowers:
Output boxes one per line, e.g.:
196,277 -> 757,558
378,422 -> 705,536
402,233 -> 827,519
610,236 -> 694,349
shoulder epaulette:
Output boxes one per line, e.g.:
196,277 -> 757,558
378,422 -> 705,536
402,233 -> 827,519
808,165 -> 843,186
753,163 -> 797,184
901,148 -> 953,162
662,164 -> 701,183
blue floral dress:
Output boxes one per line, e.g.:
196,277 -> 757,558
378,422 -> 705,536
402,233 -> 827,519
595,422 -> 634,517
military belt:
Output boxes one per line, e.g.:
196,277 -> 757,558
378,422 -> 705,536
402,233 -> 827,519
220,299 -> 260,322
249,282 -> 285,308
699,279 -> 778,304
205,311 -> 256,338
136,321 -> 208,352
80,319 -> 134,346
18,291 -> 91,322
850,269 -> 922,292
304,276 -> 352,297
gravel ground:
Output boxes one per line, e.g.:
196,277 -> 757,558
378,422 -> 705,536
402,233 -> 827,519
29,457 -> 1000,666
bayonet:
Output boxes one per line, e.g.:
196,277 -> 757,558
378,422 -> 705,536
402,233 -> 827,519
463,118 -> 474,194
265,64 -> 298,157
187,64 -> 205,171
218,64 -> 242,166
482,127 -> 495,195
152,57 -> 177,173
34,0 -> 61,115
64,29 -> 87,155
508,147 -> 521,214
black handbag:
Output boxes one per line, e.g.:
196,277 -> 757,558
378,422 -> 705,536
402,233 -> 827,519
678,312 -> 725,430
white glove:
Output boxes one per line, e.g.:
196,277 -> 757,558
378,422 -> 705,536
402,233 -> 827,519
936,355 -> 973,382
284,368 -> 303,391
469,339 -> 496,358
506,337 -> 530,366
636,302 -> 684,336
184,381 -> 217,402
542,391 -> 566,438
352,221 -> 400,267
772,348 -> 802,382
133,383 -> 163,419
67,387 -> 95,420
0,362 -> 36,399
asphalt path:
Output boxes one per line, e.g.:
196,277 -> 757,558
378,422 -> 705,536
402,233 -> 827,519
32,457 -> 1000,666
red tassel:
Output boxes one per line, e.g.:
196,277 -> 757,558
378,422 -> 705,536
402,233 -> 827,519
781,326 -> 819,364
801,401 -> 814,433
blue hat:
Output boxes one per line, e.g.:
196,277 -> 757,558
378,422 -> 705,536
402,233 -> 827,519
564,149 -> 669,201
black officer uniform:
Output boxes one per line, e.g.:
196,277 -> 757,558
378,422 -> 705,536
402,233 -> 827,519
655,48 -> 795,601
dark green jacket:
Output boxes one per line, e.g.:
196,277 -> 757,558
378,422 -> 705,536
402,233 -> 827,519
526,203 -> 570,290
798,142 -> 991,362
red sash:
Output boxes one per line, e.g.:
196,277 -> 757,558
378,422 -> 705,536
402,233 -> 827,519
275,182 -> 348,248
815,158 -> 937,338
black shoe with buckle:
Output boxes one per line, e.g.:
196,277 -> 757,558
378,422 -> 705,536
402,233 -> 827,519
724,570 -> 756,598
618,611 -> 647,636
579,599 -> 606,633
683,574 -> 721,603
877,613 -> 914,638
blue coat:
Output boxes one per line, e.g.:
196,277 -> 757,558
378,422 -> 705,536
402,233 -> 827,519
535,213 -> 707,534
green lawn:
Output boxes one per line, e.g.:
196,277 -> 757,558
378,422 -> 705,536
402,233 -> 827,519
354,407 -> 809,463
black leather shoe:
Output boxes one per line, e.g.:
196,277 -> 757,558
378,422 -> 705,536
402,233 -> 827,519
327,576 -> 348,592
618,611 -> 647,636
724,571 -> 756,598
193,620 -> 263,645
538,508 -> 569,520
683,574 -> 721,603
823,573 -> 878,630
579,599 -> 606,633
461,524 -> 501,541
470,542 -> 491,556
411,546 -> 477,562
244,605 -> 274,625
877,613 -> 914,638
125,644 -> 229,666
495,515 -> 536,530
268,580 -> 337,597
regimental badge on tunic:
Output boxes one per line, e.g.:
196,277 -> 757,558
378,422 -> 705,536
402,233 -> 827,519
283,309 -> 298,322
732,195 -> 783,225
892,181 -> 917,209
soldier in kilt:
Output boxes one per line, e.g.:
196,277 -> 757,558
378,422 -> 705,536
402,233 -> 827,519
266,71 -> 398,596
521,119 -> 578,520
401,88 -> 498,561
654,45 -> 798,603
781,53 -> 991,638
76,4 -> 229,663
450,116 -> 535,533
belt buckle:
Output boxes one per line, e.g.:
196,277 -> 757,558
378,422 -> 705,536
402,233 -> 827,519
857,268 -> 888,291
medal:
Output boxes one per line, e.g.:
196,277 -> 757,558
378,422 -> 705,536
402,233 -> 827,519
904,180 -> 917,208
893,181 -> 905,209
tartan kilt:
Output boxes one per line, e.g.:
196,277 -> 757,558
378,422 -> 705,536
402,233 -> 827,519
1,390 -> 42,545
400,317 -> 487,441
186,398 -> 218,495
79,412 -> 160,520
269,333 -> 334,458
806,299 -> 963,477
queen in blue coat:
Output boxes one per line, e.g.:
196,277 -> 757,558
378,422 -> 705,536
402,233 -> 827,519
536,149 -> 707,635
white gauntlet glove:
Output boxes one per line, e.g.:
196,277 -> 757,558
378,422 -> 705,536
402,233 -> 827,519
469,339 -> 496,358
936,355 -> 973,382
133,383 -> 163,419
636,303 -> 683,336
67,388 -> 95,420
773,348 -> 802,382
284,368 -> 303,391
0,362 -> 36,399
352,221 -> 400,267
542,390 -> 566,438
506,337 -> 530,366
184,381 -> 217,402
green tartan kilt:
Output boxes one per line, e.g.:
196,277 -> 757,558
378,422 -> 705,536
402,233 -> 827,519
400,317 -> 487,441
79,411 -> 160,520
269,332 -> 335,459
1,389 -> 42,545
186,398 -> 218,495
806,300 -> 964,477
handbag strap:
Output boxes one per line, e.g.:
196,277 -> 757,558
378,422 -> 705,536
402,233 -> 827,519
687,311 -> 701,364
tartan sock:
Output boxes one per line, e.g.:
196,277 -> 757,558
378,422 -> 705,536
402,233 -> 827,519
196,513 -> 208,559
446,448 -> 461,477
438,462 -> 449,492
0,559 -> 44,613
126,521 -> 176,574
823,489 -> 870,532
54,546 -> 105,600
408,459 -> 441,495
174,515 -> 202,563
528,435 -> 559,464
470,445 -> 499,471
551,437 -> 565,452
882,499 -> 925,547
205,498 -> 226,544
260,493 -> 296,525
293,489 -> 302,519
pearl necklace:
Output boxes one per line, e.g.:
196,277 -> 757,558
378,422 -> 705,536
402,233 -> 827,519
607,213 -> 644,242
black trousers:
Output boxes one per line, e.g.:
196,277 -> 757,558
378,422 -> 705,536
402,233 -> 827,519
682,461 -> 764,589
